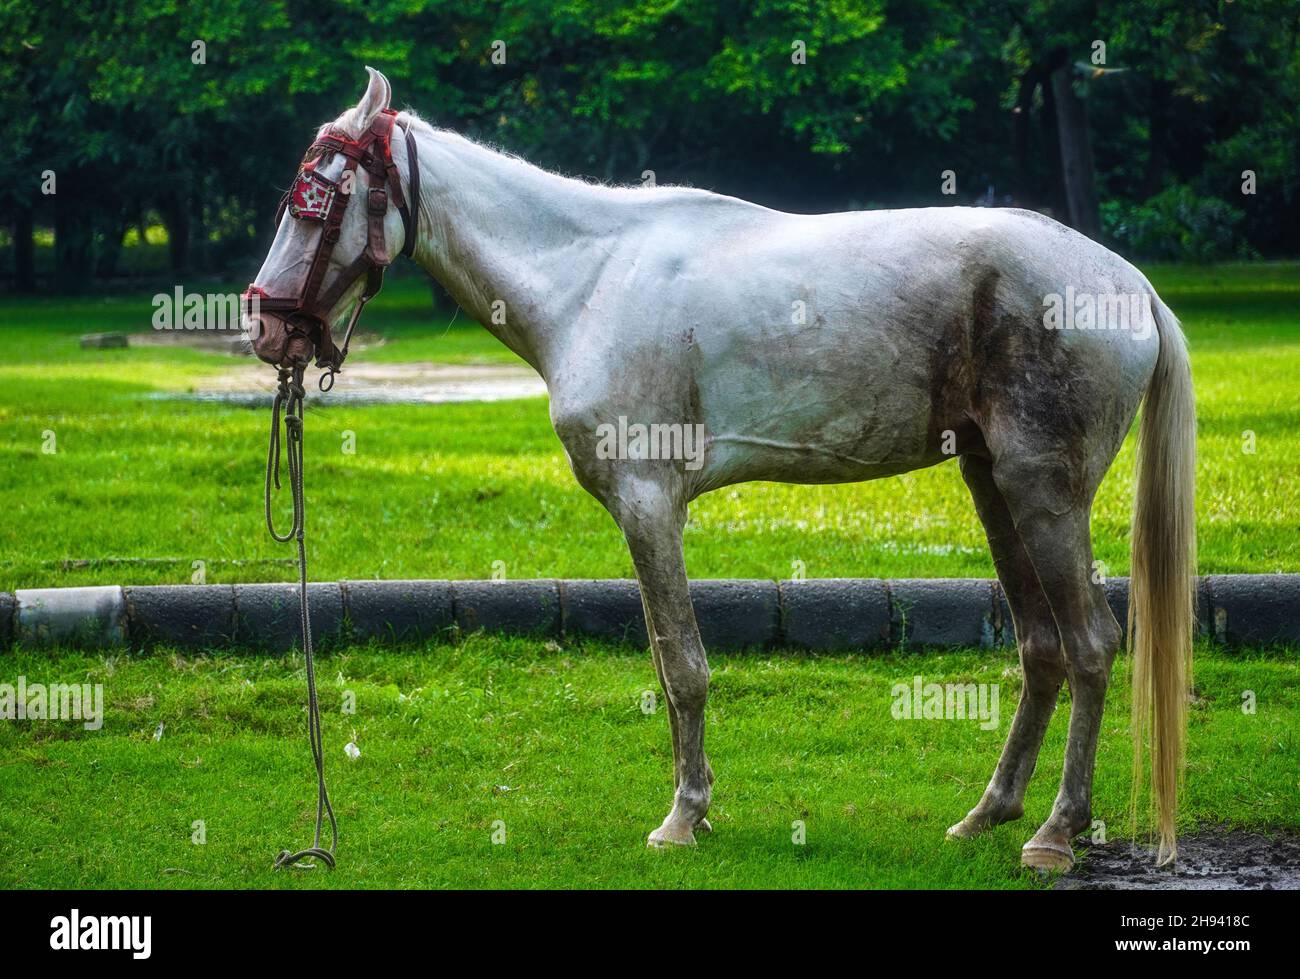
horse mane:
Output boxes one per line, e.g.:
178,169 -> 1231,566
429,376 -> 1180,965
321,106 -> 712,202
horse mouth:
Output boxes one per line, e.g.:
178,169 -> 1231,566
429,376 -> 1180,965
245,311 -> 315,367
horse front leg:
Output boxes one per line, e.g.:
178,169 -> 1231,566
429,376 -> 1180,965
615,478 -> 713,846
637,587 -> 686,793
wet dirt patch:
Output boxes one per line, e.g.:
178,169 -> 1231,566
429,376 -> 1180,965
125,329 -> 545,404
159,359 -> 546,406
1056,829 -> 1300,890
124,330 -> 259,354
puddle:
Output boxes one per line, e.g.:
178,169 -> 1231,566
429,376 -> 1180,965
119,329 -> 544,405
1056,830 -> 1300,890
127,330 -> 259,354
162,360 -> 547,406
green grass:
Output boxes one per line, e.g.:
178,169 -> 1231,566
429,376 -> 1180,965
3,262 -> 1293,890
0,262 -> 1296,589
0,638 -> 1294,889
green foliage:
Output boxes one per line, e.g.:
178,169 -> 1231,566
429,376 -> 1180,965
1,0 -> 1298,286
1102,184 -> 1254,262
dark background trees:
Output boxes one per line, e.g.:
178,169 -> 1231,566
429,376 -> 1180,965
2,0 -> 1297,292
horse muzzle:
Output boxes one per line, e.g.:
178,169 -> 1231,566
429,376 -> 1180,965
244,307 -> 316,368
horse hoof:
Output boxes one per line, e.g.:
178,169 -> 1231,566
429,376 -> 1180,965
695,817 -> 713,835
1021,840 -> 1075,873
648,822 -> 697,847
946,820 -> 977,840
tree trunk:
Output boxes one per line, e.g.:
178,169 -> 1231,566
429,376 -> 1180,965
189,187 -> 208,274
12,207 -> 35,292
1040,79 -> 1069,222
162,194 -> 191,278
1012,63 -> 1047,207
1143,78 -> 1170,199
1050,64 -> 1101,239
95,213 -> 127,280
54,207 -> 94,293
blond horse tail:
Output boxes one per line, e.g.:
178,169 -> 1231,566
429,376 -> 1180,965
1129,294 -> 1197,865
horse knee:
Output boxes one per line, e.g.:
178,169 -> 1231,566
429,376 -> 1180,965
1062,607 -> 1123,693
661,649 -> 709,715
1061,637 -> 1117,698
664,670 -> 708,716
1020,628 -> 1066,691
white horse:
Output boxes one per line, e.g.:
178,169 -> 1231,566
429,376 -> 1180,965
248,69 -> 1196,870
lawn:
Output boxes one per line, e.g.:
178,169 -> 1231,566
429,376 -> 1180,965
0,638 -> 1294,889
0,262 -> 1296,590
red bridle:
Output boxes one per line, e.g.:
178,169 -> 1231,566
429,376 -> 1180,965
243,108 -> 421,386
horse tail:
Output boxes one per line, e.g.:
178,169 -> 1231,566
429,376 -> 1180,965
1128,293 -> 1196,866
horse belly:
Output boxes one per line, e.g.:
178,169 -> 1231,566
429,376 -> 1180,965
688,318 -> 948,493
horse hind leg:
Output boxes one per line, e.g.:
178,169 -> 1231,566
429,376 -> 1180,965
989,447 -> 1123,872
947,454 -> 1067,841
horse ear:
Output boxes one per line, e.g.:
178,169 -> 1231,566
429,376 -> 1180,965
353,66 -> 391,132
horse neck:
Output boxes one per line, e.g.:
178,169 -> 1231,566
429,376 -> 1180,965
405,126 -> 621,372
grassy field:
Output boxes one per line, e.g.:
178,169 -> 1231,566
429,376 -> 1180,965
0,638 -> 1295,889
0,262 -> 1296,590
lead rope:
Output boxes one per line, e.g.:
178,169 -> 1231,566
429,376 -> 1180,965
265,363 -> 338,870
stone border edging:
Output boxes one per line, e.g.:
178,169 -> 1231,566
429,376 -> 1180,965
2,575 -> 1297,652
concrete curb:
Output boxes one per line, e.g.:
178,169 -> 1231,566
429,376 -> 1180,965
0,590 -> 13,649
693,580 -> 780,649
343,579 -> 454,644
890,578 -> 997,649
125,585 -> 237,648
454,580 -> 560,637
14,586 -> 126,647
233,582 -> 346,651
559,579 -> 646,646
1204,574 -> 1300,646
780,578 -> 890,651
2,576 -> 1297,652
